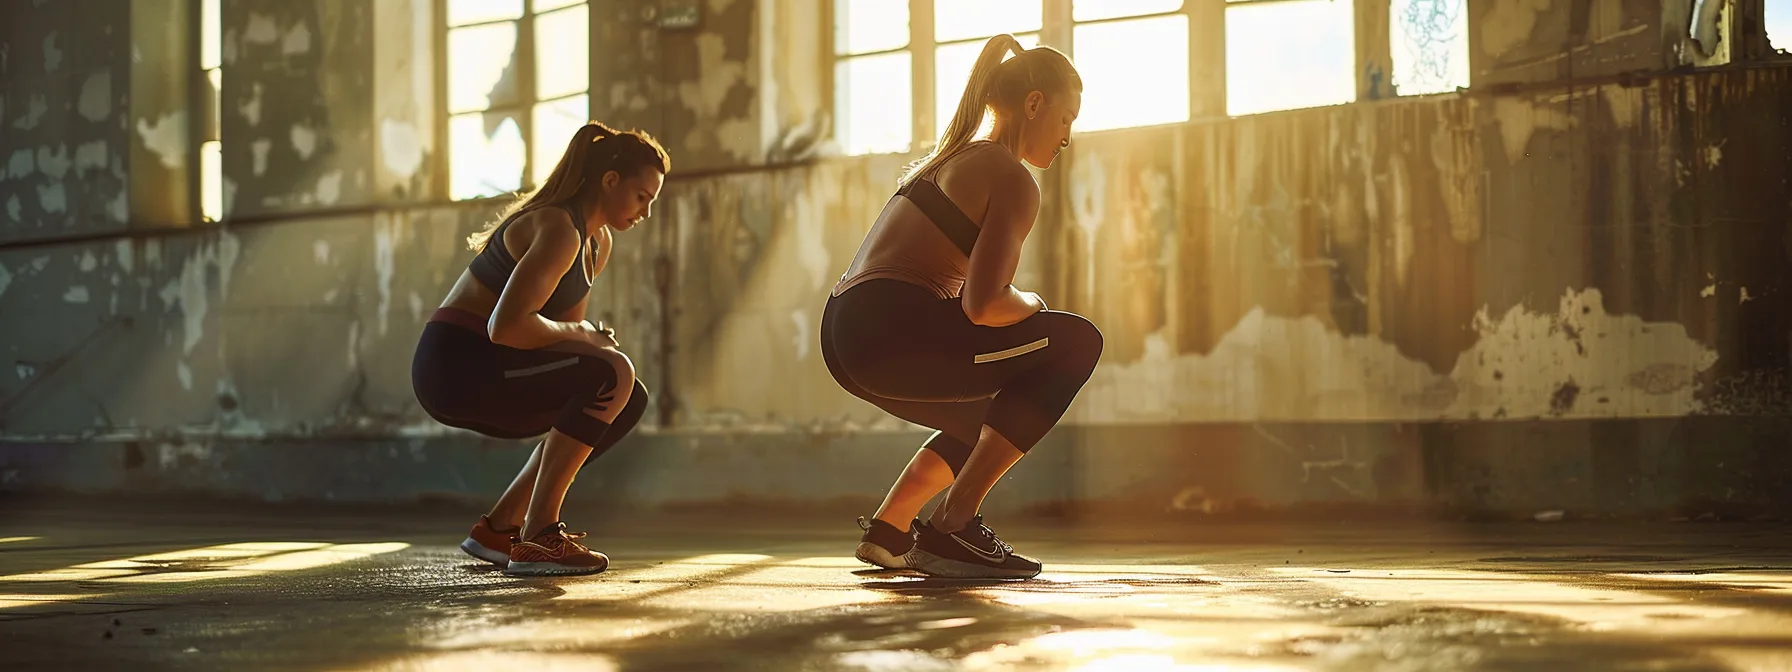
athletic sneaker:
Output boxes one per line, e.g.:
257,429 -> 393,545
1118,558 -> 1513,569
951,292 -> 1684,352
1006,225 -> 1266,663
459,515 -> 518,567
503,521 -> 610,577
907,515 -> 1041,579
854,516 -> 918,569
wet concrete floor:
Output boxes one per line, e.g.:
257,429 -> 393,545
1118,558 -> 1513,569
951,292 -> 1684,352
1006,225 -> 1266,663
2,501 -> 1791,671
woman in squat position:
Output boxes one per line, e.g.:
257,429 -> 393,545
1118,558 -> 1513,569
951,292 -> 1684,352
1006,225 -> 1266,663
411,121 -> 668,576
822,35 -> 1100,579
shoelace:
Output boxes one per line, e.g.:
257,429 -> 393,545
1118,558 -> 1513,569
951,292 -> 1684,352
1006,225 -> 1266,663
969,516 -> 1013,554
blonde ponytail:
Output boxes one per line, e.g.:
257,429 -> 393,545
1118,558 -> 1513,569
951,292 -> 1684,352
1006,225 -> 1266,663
467,121 -> 669,251
898,34 -> 1022,187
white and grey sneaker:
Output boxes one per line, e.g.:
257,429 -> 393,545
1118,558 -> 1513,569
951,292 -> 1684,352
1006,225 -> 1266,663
854,516 -> 917,569
907,515 -> 1041,579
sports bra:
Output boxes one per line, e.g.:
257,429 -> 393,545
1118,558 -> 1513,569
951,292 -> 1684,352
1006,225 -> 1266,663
467,204 -> 591,317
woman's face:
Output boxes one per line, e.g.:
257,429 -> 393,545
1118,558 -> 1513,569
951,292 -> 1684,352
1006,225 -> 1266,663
596,168 -> 665,231
1018,89 -> 1081,169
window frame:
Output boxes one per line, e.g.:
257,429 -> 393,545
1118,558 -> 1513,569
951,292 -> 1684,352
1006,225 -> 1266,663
435,0 -> 592,202
191,0 -> 223,223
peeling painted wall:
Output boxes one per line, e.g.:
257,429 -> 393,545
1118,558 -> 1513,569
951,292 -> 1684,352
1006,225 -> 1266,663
0,0 -> 132,243
223,0 -> 374,215
4,1 -> 1792,516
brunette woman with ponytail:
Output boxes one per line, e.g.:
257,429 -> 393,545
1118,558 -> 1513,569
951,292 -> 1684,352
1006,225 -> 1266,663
412,121 -> 668,576
822,34 -> 1098,579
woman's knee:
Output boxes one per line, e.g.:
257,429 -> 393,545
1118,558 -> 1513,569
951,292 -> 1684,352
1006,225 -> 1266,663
1048,312 -> 1103,370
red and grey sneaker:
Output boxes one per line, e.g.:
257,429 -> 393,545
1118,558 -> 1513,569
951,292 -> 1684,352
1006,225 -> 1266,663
854,516 -> 918,569
459,515 -> 518,567
906,515 -> 1041,579
503,521 -> 610,577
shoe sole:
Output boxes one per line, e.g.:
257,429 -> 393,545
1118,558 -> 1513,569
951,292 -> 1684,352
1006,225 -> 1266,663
503,560 -> 608,577
459,537 -> 510,567
907,549 -> 1040,579
854,541 -> 910,569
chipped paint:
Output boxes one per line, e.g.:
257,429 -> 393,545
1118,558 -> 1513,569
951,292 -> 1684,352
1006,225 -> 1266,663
41,32 -> 61,73
291,124 -> 318,161
379,119 -> 423,180
677,33 -> 756,162
313,240 -> 330,265
73,140 -> 106,174
244,14 -> 279,45
35,145 -> 69,179
282,22 -> 311,56
374,214 -> 396,336
37,183 -> 66,213
0,262 -> 11,299
1493,97 -> 1574,164
251,138 -> 271,176
78,251 -> 96,272
1073,288 -> 1718,423
76,71 -> 109,121
3,197 -> 18,222
61,286 -> 87,303
1478,0 -> 1552,58
114,239 -> 132,272
135,112 -> 187,169
316,170 -> 343,206
6,150 -> 33,179
241,83 -> 264,127
11,94 -> 46,131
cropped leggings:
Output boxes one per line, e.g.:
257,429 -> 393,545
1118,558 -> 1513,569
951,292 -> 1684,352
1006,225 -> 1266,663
411,308 -> 648,467
821,279 -> 1103,474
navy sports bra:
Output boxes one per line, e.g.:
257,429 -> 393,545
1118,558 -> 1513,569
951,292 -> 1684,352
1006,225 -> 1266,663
468,204 -> 592,317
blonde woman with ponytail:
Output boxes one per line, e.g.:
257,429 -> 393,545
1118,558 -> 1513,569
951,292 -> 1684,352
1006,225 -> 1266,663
411,121 -> 669,576
822,34 -> 1097,579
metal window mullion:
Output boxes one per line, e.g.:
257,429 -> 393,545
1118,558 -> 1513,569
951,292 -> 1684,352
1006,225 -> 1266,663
519,2 -> 538,188
911,0 -> 936,150
188,0 -> 205,223
1190,0 -> 1226,118
433,0 -> 451,200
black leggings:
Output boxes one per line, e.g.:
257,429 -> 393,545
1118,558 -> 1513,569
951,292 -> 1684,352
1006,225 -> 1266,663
820,279 -> 1103,474
411,308 -> 648,467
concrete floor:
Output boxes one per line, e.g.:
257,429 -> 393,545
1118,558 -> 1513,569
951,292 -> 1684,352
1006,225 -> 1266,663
2,502 -> 1791,671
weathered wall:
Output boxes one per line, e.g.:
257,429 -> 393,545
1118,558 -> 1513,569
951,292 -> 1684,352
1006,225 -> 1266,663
1,0 -> 133,244
3,0 -> 1791,518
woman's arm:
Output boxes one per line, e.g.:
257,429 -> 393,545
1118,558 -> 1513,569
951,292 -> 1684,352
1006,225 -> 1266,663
486,210 -> 601,349
961,160 -> 1048,327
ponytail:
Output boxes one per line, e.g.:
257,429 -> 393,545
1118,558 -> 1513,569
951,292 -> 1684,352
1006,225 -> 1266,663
898,34 -> 1021,187
467,121 -> 670,251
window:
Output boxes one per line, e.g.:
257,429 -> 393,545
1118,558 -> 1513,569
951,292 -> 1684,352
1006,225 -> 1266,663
1390,0 -> 1468,95
1071,0 -> 1189,132
1224,0 -> 1356,116
199,0 -> 222,221
445,0 -> 589,201
1770,0 -> 1792,51
935,1 -> 1042,136
833,0 -> 913,156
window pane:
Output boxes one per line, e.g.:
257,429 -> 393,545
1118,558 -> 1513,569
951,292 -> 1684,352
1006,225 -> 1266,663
936,0 -> 1042,43
1073,0 -> 1183,22
448,0 -> 523,27
1074,15 -> 1189,131
203,68 -> 222,142
1772,0 -> 1792,49
533,95 -> 589,187
1225,0 -> 1355,116
935,33 -> 1040,136
450,112 -> 526,200
200,141 -> 222,222
835,0 -> 910,55
201,0 -> 221,70
448,23 -> 520,113
834,52 -> 913,155
1391,0 -> 1468,95
535,4 -> 589,99
535,0 -> 584,12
